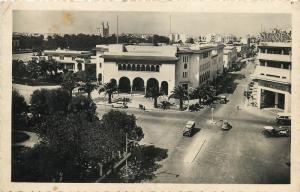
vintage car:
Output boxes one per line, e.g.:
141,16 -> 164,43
183,121 -> 196,137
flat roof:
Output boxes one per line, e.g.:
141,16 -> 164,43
259,42 -> 291,48
44,49 -> 91,56
102,54 -> 178,61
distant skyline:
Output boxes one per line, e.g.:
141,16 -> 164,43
13,11 -> 291,37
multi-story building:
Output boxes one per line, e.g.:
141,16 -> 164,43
251,42 -> 291,112
96,44 -> 178,95
223,46 -> 237,70
95,43 -> 224,95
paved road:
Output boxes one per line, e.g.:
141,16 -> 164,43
96,61 -> 290,184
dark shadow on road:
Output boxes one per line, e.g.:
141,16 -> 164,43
191,128 -> 201,136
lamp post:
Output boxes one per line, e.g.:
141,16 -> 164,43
124,132 -> 138,182
211,107 -> 216,124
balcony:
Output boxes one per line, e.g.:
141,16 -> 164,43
250,66 -> 291,84
257,53 -> 291,62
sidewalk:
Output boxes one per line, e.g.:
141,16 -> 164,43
91,90 -> 203,112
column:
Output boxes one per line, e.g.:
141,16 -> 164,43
257,88 -> 261,109
82,63 -> 85,71
284,93 -> 291,113
74,62 -> 78,72
144,85 -> 147,95
274,92 -> 279,108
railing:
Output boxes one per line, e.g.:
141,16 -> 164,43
258,53 -> 291,62
251,65 -> 291,84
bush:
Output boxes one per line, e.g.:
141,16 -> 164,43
158,101 -> 172,110
189,103 -> 202,112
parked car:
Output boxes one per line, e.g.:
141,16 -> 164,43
262,126 -> 290,137
112,102 -> 128,108
183,121 -> 196,137
220,95 -> 227,104
275,112 -> 291,125
221,120 -> 232,130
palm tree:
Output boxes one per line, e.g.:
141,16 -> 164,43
145,87 -> 162,108
193,84 -> 215,105
98,81 -> 118,104
81,81 -> 98,99
169,85 -> 188,111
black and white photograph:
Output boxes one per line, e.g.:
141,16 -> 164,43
1,1 -> 300,191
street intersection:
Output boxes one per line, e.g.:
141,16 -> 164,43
96,61 -> 290,184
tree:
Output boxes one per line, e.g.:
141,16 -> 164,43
68,96 -> 97,121
12,89 -> 28,129
102,110 -> 144,144
98,81 -> 118,104
12,60 -> 27,78
30,88 -> 71,119
145,87 -> 161,108
61,71 -> 78,97
192,84 -> 215,104
185,37 -> 194,44
26,60 -> 42,79
80,81 -> 98,99
169,85 -> 188,111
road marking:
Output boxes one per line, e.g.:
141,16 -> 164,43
183,138 -> 206,163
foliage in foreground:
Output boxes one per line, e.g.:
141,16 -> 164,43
12,109 -> 144,182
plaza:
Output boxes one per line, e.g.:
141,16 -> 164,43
95,60 -> 290,183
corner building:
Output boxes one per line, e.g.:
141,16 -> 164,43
251,42 -> 291,112
96,44 -> 224,95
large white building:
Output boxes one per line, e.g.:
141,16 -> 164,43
94,43 -> 225,95
223,46 -> 237,70
31,49 -> 92,73
251,42 -> 291,112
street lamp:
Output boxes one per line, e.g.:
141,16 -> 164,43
210,107 -> 216,124
125,132 -> 138,182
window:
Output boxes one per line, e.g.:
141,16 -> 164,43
146,65 -> 150,71
141,65 -> 145,71
118,64 -> 122,70
137,65 -> 141,71
156,65 -> 160,72
59,56 -> 64,60
182,55 -> 189,62
99,62 -> 102,68
127,64 -> 132,71
72,56 -> 76,60
132,64 -> 136,71
184,63 -> 188,69
151,65 -> 155,71
183,72 -> 188,78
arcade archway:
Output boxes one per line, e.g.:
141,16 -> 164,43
132,77 -> 145,93
119,77 -> 131,93
146,78 -> 159,94
161,81 -> 168,95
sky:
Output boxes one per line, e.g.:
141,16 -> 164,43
13,11 -> 291,37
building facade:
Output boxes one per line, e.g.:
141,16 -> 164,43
96,44 -> 178,95
223,46 -> 237,70
95,43 -> 224,95
251,42 -> 291,113
39,49 -> 92,73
